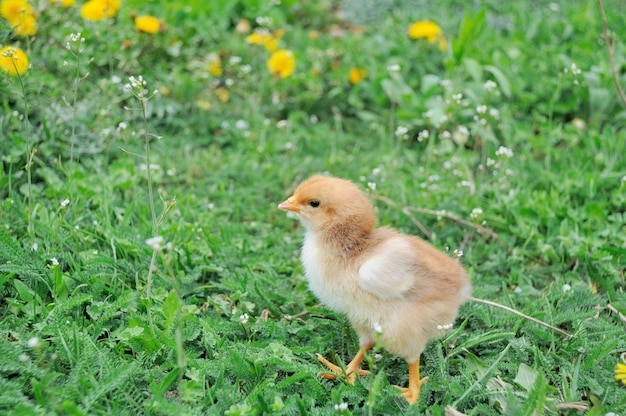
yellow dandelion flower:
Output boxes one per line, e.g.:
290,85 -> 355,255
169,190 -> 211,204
80,0 -> 106,21
12,14 -> 37,37
48,0 -> 76,6
408,20 -> 442,42
408,21 -> 448,52
0,0 -> 31,22
616,361 -> 626,385
267,49 -> 295,79
246,30 -> 278,52
246,31 -> 269,45
263,37 -> 278,52
0,45 -> 29,76
100,0 -> 120,17
135,15 -> 162,34
349,67 -> 367,85
208,58 -> 222,77
80,0 -> 120,21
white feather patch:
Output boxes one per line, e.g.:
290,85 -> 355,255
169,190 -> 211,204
357,237 -> 415,299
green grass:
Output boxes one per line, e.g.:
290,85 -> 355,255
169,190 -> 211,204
1,0 -> 625,414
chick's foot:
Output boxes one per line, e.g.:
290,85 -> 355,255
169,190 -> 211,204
316,343 -> 373,384
394,360 -> 427,405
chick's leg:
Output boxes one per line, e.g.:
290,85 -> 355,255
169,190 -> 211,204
396,359 -> 428,404
317,343 -> 373,384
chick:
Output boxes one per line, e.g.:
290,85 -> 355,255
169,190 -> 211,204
278,175 -> 472,404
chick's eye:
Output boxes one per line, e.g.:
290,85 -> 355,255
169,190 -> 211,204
308,200 -> 321,208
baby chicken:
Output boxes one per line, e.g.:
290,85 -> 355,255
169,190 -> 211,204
278,175 -> 472,404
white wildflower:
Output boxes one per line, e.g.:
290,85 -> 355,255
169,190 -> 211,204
60,199 -> 70,209
145,236 -> 164,250
387,63 -> 401,72
255,16 -> 273,26
32,243 -> 38,251
484,80 -> 498,92
235,119 -> 249,130
571,118 -> 586,130
27,337 -> 41,348
563,284 -> 572,292
452,125 -> 470,146
373,322 -> 383,334
470,208 -> 483,220
367,182 -> 376,191
239,313 -> 249,324
495,146 -> 514,158
569,63 -> 581,75
50,258 -> 59,267
395,126 -> 409,137
334,403 -> 348,411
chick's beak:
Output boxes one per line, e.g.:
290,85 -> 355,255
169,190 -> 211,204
278,197 -> 301,213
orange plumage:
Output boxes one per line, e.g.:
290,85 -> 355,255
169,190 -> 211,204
279,175 -> 471,404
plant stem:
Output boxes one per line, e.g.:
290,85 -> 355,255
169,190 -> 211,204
142,98 -> 158,299
70,46 -> 81,168
14,69 -> 33,238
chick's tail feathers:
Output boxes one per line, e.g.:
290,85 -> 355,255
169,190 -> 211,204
469,296 -> 574,339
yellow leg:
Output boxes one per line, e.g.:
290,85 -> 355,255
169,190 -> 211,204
396,359 -> 428,404
317,343 -> 373,384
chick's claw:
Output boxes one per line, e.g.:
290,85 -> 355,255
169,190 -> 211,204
395,377 -> 428,404
316,351 -> 370,384
394,361 -> 428,404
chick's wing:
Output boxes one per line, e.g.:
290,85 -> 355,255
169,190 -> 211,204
357,236 -> 417,300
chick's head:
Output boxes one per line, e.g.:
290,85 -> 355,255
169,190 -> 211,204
279,175 -> 376,233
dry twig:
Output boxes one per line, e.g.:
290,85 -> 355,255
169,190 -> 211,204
597,0 -> 626,108
607,303 -> 626,326
373,194 -> 507,249
471,297 -> 574,339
